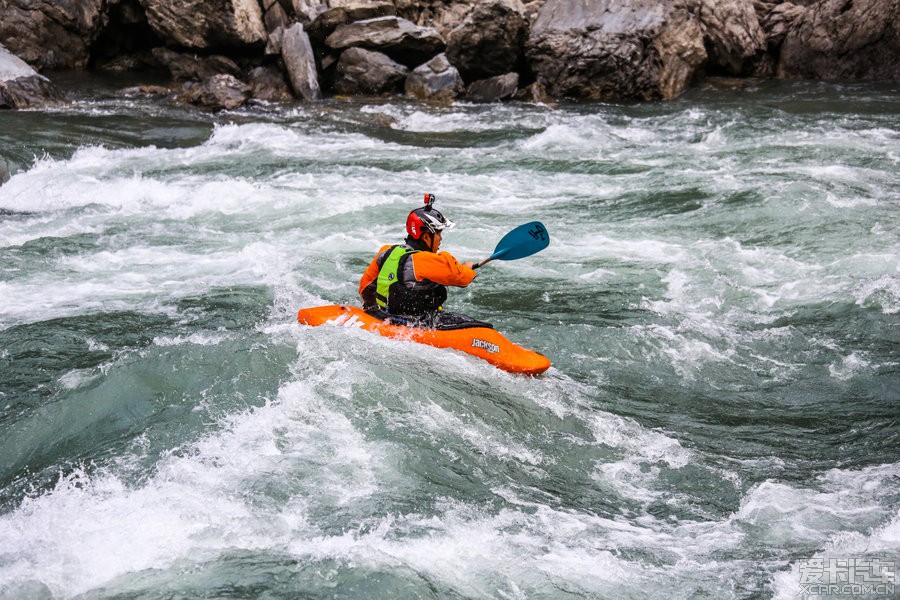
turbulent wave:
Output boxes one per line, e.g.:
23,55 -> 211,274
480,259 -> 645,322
0,80 -> 898,599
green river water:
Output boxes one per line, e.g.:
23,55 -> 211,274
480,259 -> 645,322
0,76 -> 898,599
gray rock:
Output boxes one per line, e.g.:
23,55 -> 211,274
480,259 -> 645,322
420,2 -> 475,44
758,2 -> 808,53
117,84 -> 173,98
0,44 -> 64,109
325,16 -> 445,67
525,0 -> 707,101
265,25 -> 286,55
179,73 -> 252,110
446,0 -> 529,82
333,47 -> 409,95
465,72 -> 519,102
261,0 -> 291,54
96,52 -> 162,73
0,0 -> 104,69
404,53 -> 465,101
777,0 -> 900,80
0,44 -> 39,82
282,23 -> 322,100
698,0 -> 768,75
0,75 -> 66,109
247,65 -> 294,102
513,80 -> 554,103
152,48 -> 243,81
141,0 -> 267,49
262,0 -> 291,34
292,0 -> 327,25
307,0 -> 396,43
523,0 -> 547,24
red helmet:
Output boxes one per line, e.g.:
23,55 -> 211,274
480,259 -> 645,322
406,194 -> 455,240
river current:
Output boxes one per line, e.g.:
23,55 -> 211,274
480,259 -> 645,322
0,76 -> 898,599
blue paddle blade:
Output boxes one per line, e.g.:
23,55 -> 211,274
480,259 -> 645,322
488,221 -> 550,261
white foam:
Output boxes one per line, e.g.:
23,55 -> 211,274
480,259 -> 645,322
828,351 -> 871,381
767,463 -> 900,599
571,235 -> 688,265
520,122 -> 619,155
152,331 -> 233,347
735,464 -> 899,548
855,275 -> 900,314
57,368 -> 102,391
577,267 -> 616,281
0,370 -> 390,597
416,399 -> 545,465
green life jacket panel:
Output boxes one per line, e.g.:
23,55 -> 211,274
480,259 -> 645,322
375,245 -> 415,309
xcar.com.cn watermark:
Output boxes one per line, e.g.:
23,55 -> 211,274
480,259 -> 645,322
800,558 -> 896,597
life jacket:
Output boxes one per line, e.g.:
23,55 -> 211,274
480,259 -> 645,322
374,245 -> 447,316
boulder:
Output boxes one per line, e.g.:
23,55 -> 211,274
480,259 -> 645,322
281,23 -> 322,100
523,0 -> 547,23
292,0 -> 328,25
247,64 -> 294,101
777,0 -> 900,80
697,0 -> 768,75
333,47 -> 409,95
404,53 -> 465,101
307,0 -> 396,43
0,0 -> 105,70
140,0 -> 267,49
416,2 -> 476,43
756,2 -> 808,53
465,72 -> 519,102
152,47 -> 243,81
260,0 -> 292,55
179,73 -> 252,109
514,80 -> 554,103
525,0 -> 707,101
96,52 -> 161,73
117,84 -> 173,98
0,44 -> 64,109
262,0 -> 291,34
266,26 -> 284,56
325,16 -> 445,67
446,0 -> 529,82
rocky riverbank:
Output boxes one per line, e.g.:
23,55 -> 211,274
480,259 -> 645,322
1,0 -> 898,110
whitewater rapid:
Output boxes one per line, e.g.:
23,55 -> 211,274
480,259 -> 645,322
0,79 -> 898,599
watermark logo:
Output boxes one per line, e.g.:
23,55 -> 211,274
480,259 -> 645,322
799,558 -> 896,597
528,223 -> 547,241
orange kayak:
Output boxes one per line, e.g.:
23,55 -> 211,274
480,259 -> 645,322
297,305 -> 551,376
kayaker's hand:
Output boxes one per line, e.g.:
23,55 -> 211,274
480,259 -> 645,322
462,261 -> 475,270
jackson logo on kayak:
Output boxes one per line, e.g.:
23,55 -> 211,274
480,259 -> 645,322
471,338 -> 500,354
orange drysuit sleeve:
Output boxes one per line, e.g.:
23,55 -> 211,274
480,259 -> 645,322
358,246 -> 476,298
409,251 -> 476,287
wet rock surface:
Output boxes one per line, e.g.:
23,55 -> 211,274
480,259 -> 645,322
0,0 -> 895,109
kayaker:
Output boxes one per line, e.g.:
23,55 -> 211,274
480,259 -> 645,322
359,194 -> 476,323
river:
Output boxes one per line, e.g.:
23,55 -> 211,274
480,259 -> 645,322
1,75 -> 898,599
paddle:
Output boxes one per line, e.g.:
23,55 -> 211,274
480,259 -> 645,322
473,221 -> 550,269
